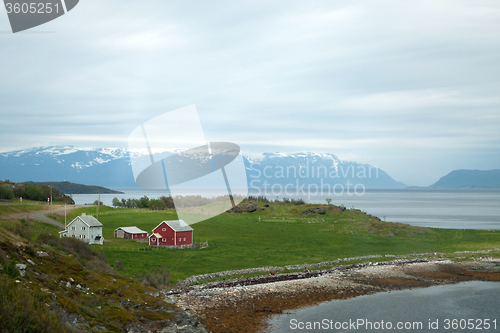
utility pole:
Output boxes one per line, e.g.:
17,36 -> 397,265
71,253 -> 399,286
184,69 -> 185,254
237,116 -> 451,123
96,193 -> 100,219
50,185 -> 53,214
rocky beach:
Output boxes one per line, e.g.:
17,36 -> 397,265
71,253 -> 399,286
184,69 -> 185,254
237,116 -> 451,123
167,256 -> 500,333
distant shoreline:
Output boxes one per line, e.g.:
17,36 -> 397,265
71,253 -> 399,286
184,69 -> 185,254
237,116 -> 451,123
26,181 -> 124,194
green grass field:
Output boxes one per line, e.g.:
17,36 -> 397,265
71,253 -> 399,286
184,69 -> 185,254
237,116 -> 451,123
50,203 -> 500,284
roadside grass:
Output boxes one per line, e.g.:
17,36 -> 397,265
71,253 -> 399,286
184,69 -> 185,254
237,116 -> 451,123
0,203 -> 48,215
56,203 -> 500,284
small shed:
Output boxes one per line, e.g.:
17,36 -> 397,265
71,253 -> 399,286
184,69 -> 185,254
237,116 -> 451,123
148,220 -> 193,247
114,227 -> 149,240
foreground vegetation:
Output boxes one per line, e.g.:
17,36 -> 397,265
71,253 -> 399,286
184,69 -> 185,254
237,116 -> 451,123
49,202 -> 500,284
0,215 -> 181,332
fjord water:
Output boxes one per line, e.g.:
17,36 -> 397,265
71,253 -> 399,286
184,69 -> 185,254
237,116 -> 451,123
268,281 -> 500,333
73,189 -> 500,230
306,190 -> 500,230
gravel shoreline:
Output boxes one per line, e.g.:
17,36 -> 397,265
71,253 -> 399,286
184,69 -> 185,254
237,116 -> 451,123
166,257 -> 500,333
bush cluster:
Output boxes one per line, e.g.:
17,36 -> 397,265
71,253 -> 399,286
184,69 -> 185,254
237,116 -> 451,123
0,181 -> 74,203
136,265 -> 171,290
244,195 -> 305,205
112,194 -> 246,210
111,195 -> 175,210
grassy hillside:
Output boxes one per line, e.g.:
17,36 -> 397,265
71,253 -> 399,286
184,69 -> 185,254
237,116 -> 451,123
51,203 -> 500,284
0,215 -> 193,332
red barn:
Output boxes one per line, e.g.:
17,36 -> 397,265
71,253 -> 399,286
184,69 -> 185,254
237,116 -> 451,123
148,220 -> 193,247
114,227 -> 149,240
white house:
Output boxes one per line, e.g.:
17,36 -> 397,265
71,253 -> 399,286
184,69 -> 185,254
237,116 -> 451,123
59,213 -> 104,245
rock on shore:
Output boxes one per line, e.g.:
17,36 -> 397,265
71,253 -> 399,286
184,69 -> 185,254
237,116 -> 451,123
167,258 -> 500,333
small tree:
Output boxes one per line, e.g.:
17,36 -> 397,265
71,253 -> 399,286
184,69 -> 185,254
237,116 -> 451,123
112,197 -> 121,207
0,185 -> 14,200
139,196 -> 150,208
326,198 -> 332,205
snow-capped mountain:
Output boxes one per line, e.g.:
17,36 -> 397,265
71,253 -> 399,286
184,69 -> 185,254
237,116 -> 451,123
245,152 -> 406,190
0,146 -> 406,190
0,146 -> 137,188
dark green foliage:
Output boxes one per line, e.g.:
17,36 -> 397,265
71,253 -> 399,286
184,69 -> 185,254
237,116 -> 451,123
244,195 -> 271,203
112,195 -> 175,210
112,197 -> 121,207
24,184 -> 44,201
26,181 -> 123,194
0,277 -> 71,333
280,197 -> 306,205
160,196 -> 175,209
4,260 -> 20,278
0,184 -> 14,200
0,181 -> 74,204
148,198 -> 166,210
139,196 -> 150,208
245,195 -> 305,205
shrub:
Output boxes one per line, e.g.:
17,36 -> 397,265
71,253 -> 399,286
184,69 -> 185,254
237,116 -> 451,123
4,260 -> 20,278
136,266 -> 171,290
0,277 -> 70,332
0,184 -> 14,200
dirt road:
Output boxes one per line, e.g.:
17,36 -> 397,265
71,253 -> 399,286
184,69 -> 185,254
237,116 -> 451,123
2,205 -> 86,229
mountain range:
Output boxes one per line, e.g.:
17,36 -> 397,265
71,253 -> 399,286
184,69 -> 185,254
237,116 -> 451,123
1,146 -> 407,190
429,169 -> 500,189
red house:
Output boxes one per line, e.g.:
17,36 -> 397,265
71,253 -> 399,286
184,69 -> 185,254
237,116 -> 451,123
148,220 -> 193,247
114,227 -> 149,240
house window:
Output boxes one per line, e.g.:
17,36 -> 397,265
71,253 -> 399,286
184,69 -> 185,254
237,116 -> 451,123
162,238 -> 166,242
82,227 -> 86,230
179,238 -> 181,242
72,227 -> 75,230
151,238 -> 156,242
162,228 -> 166,231
183,237 -> 186,241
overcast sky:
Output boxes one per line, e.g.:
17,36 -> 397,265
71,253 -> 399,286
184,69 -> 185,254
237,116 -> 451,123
1,0 -> 499,186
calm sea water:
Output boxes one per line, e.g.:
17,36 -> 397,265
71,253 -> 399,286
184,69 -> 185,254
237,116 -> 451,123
267,281 -> 500,333
71,189 -> 500,230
